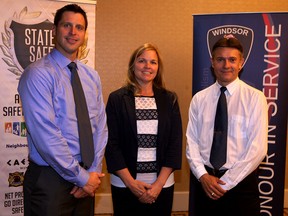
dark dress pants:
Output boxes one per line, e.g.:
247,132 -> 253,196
23,161 -> 94,216
111,184 -> 174,216
189,170 -> 260,216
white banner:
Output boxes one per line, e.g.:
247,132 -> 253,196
0,0 -> 96,215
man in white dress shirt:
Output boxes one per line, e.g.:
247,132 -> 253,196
186,35 -> 268,216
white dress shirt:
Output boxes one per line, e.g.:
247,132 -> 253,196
186,77 -> 268,190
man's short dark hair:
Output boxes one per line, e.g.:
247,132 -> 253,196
54,4 -> 88,30
212,35 -> 243,56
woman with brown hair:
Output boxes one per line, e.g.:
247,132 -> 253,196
105,43 -> 183,216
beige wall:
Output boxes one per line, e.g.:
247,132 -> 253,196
95,0 -> 288,195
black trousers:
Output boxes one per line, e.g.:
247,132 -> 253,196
23,161 -> 94,216
189,169 -> 260,216
111,184 -> 174,216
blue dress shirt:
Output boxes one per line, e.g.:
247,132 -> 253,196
18,48 -> 108,187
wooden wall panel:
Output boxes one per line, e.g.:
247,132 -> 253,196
95,0 -> 288,194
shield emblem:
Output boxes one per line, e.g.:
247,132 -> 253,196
8,171 -> 24,187
207,25 -> 254,67
9,19 -> 54,70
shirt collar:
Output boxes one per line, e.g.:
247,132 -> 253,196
226,77 -> 240,95
50,48 -> 79,70
215,77 -> 240,96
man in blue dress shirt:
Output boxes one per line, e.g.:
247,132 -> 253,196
18,4 -> 107,216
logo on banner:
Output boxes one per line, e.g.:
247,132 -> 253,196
8,172 -> 24,187
4,122 -> 27,137
207,25 -> 254,67
10,20 -> 54,70
0,7 -> 54,79
7,159 -> 27,167
0,7 -> 90,80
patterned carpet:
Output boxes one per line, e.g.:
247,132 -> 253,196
95,209 -> 288,216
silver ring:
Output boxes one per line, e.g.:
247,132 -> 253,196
211,192 -> 215,196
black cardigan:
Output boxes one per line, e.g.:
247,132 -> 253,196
105,86 -> 183,178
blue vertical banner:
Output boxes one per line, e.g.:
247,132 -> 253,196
192,13 -> 288,216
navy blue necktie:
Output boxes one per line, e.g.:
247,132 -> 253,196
210,86 -> 228,170
68,62 -> 94,169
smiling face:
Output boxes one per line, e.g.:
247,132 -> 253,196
211,47 -> 244,86
53,11 -> 86,61
134,50 -> 159,87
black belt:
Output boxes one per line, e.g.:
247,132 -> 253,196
205,165 -> 227,178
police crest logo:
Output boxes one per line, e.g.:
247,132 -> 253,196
8,172 -> 24,187
207,25 -> 254,67
0,7 -> 54,79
